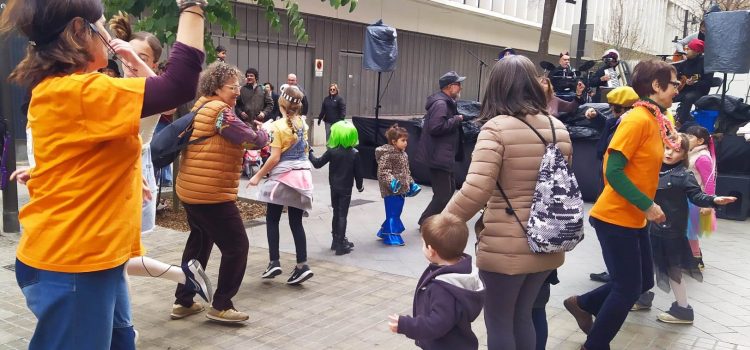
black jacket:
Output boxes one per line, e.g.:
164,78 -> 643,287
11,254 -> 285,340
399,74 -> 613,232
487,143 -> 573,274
398,254 -> 485,350
318,95 -> 346,124
267,92 -> 281,121
309,147 -> 364,194
235,84 -> 273,122
416,91 -> 463,171
649,164 -> 716,238
674,55 -> 714,95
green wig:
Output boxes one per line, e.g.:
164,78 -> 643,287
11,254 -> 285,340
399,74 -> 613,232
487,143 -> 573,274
327,120 -> 359,149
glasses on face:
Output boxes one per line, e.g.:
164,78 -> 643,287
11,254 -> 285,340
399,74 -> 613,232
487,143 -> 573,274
329,88 -> 337,92
87,21 -> 137,75
224,85 -> 241,91
669,80 -> 681,89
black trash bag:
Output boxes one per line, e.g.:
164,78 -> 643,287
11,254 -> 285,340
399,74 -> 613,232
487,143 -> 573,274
567,125 -> 600,140
457,100 -> 482,120
462,121 -> 481,144
363,20 -> 398,72
695,94 -> 750,134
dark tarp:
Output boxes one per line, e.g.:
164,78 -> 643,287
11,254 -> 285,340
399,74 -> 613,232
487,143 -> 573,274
704,11 -> 750,74
363,20 -> 398,72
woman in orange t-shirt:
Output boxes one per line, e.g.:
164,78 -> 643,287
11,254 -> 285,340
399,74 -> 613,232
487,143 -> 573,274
563,60 -> 680,349
1,1 -> 206,349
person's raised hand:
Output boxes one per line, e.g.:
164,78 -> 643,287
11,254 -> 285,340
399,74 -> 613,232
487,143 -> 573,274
109,39 -> 141,68
714,196 -> 737,206
585,108 -> 598,119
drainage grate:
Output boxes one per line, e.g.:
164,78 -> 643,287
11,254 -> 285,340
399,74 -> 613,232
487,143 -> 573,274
350,199 -> 375,207
3,264 -> 14,272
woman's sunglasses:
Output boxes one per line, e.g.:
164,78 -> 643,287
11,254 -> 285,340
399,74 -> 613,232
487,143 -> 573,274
87,21 -> 137,75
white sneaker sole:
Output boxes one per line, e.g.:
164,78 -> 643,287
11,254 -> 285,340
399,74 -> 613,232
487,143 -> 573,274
187,260 -> 213,304
262,267 -> 282,279
206,313 -> 249,323
657,316 -> 693,324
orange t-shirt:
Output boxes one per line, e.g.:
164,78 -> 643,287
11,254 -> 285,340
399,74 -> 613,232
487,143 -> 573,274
589,105 -> 664,229
17,72 -> 146,273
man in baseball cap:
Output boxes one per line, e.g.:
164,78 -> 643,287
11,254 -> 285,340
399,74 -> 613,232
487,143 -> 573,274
416,71 -> 466,226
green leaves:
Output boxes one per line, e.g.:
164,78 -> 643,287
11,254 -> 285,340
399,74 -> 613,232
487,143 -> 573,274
102,0 -> 357,62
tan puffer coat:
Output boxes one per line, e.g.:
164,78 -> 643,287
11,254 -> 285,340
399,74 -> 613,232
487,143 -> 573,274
443,114 -> 572,275
176,97 -> 244,204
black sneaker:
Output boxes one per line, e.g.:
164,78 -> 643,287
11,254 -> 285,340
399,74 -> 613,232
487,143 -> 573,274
182,259 -> 213,303
286,265 -> 314,285
589,271 -> 611,283
657,302 -> 694,324
261,261 -> 282,279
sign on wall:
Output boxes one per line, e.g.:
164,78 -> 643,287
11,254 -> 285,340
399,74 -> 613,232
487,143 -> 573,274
315,59 -> 324,77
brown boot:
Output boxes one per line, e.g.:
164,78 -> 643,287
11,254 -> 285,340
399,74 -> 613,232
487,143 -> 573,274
564,296 -> 593,334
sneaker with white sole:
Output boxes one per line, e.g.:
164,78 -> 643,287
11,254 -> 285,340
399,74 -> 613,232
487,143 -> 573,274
286,264 -> 314,285
657,302 -> 694,324
261,261 -> 282,279
182,259 -> 213,303
170,302 -> 205,320
206,307 -> 249,323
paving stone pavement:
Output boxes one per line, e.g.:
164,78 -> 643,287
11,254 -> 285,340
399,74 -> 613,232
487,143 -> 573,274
1,155 -> 749,349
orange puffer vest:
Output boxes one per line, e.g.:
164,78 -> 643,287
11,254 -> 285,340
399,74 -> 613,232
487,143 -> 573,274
176,97 -> 244,204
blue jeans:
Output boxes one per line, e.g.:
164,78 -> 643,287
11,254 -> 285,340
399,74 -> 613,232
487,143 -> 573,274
15,259 -> 135,350
578,218 -> 655,350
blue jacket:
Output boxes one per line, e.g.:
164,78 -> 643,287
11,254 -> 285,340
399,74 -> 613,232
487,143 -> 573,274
398,254 -> 485,350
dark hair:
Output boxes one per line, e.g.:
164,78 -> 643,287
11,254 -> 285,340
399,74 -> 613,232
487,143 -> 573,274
478,55 -> 548,123
684,125 -> 710,145
245,68 -> 259,79
421,214 -> 468,260
264,82 -> 275,91
385,124 -> 408,144
109,13 -> 162,64
216,45 -> 227,53
630,60 -> 676,97
0,0 -> 104,87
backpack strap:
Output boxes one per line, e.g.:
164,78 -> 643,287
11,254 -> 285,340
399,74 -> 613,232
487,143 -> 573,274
513,115 -> 557,145
495,181 -> 528,234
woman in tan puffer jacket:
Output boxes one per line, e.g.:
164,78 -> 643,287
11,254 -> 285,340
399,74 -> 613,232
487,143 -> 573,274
442,55 -> 572,350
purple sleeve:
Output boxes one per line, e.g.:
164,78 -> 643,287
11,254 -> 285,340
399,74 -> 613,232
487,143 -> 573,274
397,287 -> 456,341
142,42 -> 205,117
555,96 -> 580,114
695,156 -> 716,195
217,108 -> 269,149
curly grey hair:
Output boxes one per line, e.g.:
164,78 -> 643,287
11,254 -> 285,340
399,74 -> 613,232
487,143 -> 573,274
197,61 -> 242,97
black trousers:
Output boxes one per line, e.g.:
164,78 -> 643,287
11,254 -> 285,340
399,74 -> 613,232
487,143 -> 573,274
175,201 -> 248,311
266,203 -> 308,264
675,89 -> 705,126
419,168 -> 455,225
330,190 -> 352,240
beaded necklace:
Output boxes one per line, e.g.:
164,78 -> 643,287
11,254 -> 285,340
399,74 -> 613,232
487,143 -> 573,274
633,100 -> 680,150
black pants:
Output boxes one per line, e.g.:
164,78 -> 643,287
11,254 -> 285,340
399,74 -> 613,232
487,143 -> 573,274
331,190 -> 352,240
266,203 -> 308,264
578,217 -> 654,350
175,201 -> 249,311
418,168 -> 455,225
480,270 -> 551,350
676,89 -> 705,126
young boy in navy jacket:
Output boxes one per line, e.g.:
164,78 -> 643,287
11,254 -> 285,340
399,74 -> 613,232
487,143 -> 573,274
389,214 -> 485,350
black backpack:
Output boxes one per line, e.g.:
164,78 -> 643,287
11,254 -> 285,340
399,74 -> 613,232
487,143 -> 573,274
150,102 -> 211,169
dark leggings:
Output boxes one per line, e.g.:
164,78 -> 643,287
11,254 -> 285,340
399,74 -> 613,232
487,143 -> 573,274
266,203 -> 308,264
480,269 -> 551,350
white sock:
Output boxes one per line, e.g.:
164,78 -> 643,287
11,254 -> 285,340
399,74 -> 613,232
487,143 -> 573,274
669,277 -> 689,307
126,256 -> 186,284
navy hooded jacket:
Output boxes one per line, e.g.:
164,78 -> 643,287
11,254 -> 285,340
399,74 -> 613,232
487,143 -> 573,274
398,254 -> 485,350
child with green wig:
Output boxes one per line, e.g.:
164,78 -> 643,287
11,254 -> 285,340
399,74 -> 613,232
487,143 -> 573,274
309,120 -> 364,255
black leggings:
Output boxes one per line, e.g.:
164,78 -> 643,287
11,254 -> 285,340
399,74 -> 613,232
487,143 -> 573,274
266,203 -> 308,264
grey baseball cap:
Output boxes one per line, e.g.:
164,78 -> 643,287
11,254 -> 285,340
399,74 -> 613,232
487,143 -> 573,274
439,71 -> 466,89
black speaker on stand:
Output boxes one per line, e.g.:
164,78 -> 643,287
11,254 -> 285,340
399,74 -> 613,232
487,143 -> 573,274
363,20 -> 398,145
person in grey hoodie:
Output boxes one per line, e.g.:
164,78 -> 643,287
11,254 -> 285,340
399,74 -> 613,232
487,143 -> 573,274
389,214 -> 485,350
416,71 -> 465,226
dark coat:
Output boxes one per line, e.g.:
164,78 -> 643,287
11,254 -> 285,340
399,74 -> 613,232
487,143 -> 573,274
398,254 -> 485,350
550,65 -> 577,94
416,91 -> 463,171
674,55 -> 714,95
649,164 -> 716,238
309,147 -> 363,195
318,95 -> 346,124
268,92 -> 281,121
235,84 -> 273,122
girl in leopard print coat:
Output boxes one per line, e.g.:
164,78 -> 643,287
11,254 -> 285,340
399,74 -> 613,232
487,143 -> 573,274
375,124 -> 421,246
